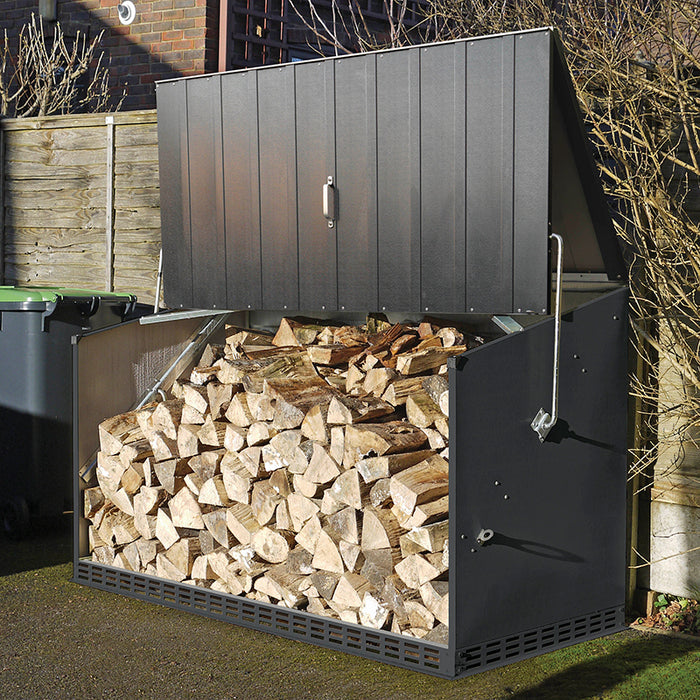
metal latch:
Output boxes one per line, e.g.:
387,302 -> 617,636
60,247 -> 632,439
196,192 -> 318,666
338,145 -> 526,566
531,232 -> 564,443
323,176 -> 336,228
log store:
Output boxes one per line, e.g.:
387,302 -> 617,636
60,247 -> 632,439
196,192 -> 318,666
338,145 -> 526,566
72,27 -> 629,678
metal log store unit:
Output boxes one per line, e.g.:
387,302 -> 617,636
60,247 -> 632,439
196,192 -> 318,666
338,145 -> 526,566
72,28 -> 629,678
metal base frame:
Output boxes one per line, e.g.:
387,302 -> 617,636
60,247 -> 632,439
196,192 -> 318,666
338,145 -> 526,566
72,560 -> 450,677
72,560 -> 622,679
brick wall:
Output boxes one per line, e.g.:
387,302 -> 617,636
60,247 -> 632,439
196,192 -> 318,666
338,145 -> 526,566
0,0 -> 220,110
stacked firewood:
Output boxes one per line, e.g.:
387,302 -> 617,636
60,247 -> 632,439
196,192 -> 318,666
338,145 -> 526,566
86,315 -> 482,642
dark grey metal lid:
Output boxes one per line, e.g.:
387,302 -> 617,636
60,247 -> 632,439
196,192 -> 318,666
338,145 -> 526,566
156,27 -> 625,315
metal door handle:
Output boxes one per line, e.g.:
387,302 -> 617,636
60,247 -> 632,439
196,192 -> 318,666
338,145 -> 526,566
323,176 -> 336,228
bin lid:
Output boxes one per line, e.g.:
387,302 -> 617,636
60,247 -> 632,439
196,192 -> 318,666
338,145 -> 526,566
0,286 -> 135,304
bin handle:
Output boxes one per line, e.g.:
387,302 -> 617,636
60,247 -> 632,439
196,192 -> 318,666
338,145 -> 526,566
531,232 -> 563,443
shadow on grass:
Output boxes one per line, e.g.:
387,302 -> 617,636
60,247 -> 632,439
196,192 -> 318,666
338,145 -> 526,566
0,515 -> 72,576
508,635 -> 698,699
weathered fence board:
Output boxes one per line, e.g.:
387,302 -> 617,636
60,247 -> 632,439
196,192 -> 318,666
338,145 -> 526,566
0,110 -> 161,304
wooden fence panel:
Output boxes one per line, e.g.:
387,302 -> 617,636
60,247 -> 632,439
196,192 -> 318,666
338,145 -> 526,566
0,110 -> 161,304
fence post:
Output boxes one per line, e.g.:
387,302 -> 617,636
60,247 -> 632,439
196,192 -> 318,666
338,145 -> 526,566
105,115 -> 115,292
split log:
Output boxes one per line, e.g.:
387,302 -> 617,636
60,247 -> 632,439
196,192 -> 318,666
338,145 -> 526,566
272,317 -> 326,347
119,438 -> 153,469
394,553 -> 442,589
287,492 -> 320,532
250,526 -> 295,564
207,382 -> 234,419
98,411 -> 142,455
419,580 -> 449,626
133,486 -> 166,516
359,592 -> 390,630
326,394 -> 395,425
152,458 -> 190,495
307,344 -> 361,367
305,444 -> 341,484
177,424 -> 201,458
221,453 -> 252,505
390,454 -> 449,518
422,375 -> 449,417
356,449 -> 435,484
331,573 -> 372,610
405,391 -> 443,429
403,519 -> 449,553
361,508 -> 402,551
225,503 -> 261,545
201,509 -> 233,548
155,508 -> 180,549
198,475 -> 232,507
188,450 -> 223,482
311,529 -> 344,574
395,345 -> 466,375
381,377 -> 424,406
295,514 -> 323,555
251,480 -> 282,526
325,506 -> 359,545
182,384 -> 209,415
395,495 -> 449,529
343,422 -> 429,467
223,424 -> 247,453
198,417 -> 228,447
170,487 -> 205,529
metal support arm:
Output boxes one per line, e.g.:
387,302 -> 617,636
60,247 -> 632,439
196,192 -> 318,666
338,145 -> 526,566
531,232 -> 564,442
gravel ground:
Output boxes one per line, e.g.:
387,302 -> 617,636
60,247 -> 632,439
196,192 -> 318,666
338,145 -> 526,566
1,521 -> 698,700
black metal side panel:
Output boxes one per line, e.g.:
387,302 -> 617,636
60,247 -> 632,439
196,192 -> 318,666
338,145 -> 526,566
296,60 -> 338,311
376,47 -> 421,311
221,70 -> 263,310
420,42 -> 466,312
466,34 -> 515,314
157,80 -> 193,308
512,30 -> 551,314
450,287 -> 627,657
258,65 -> 299,309
187,75 -> 228,309
335,53 -> 378,311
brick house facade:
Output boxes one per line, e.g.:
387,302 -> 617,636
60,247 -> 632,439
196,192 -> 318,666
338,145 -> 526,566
1,0 -> 220,110
1,1 -> 412,111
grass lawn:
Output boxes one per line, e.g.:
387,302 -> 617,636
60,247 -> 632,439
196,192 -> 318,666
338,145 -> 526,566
1,525 -> 698,699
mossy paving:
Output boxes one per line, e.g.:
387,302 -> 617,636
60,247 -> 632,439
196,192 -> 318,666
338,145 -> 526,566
1,536 -> 699,699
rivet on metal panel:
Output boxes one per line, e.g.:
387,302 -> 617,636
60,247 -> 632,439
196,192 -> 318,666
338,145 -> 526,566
322,305 -> 326,310
517,308 -> 522,313
283,305 -> 287,309
494,481 -> 500,486
471,548 -> 477,553
425,307 -> 429,312
581,368 -> 587,373
504,494 -> 510,500
247,305 -> 251,309
613,315 -> 619,320
341,306 -> 345,310
460,534 -> 466,540
573,354 -> 579,359
542,308 -> 546,313
382,306 -> 386,311
470,307 -> 475,312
